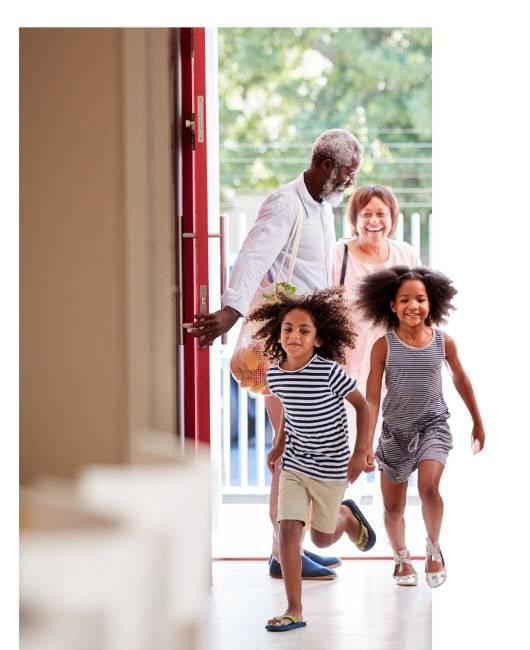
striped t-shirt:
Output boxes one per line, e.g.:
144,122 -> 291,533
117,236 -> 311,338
382,328 -> 450,431
266,354 -> 357,481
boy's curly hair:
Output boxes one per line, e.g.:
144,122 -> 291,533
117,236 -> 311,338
245,286 -> 356,364
354,265 -> 457,329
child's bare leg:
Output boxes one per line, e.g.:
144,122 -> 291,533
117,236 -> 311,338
266,396 -> 284,560
417,460 -> 445,572
381,472 -> 416,577
380,472 -> 408,550
266,519 -> 304,627
309,504 -> 369,549
269,457 -> 281,559
266,396 -> 306,560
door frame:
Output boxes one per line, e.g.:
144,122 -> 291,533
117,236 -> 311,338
173,27 -> 211,449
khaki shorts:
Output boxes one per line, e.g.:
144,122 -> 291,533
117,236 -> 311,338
277,469 -> 348,534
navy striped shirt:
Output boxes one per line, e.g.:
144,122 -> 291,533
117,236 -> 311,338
267,354 -> 357,481
382,328 -> 450,431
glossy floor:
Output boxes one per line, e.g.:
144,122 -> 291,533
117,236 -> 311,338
208,559 -> 431,650
212,498 -> 428,559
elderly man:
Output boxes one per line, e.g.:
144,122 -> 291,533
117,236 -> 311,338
191,129 -> 365,579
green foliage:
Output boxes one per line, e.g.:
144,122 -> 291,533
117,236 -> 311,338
218,27 -> 432,260
262,281 -> 297,301
276,281 -> 296,295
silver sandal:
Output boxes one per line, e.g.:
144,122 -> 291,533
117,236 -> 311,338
425,537 -> 447,588
393,549 -> 418,586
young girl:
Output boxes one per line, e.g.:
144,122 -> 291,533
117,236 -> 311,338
356,265 -> 485,588
246,287 -> 376,632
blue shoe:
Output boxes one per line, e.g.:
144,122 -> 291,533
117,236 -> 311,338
269,555 -> 337,580
303,548 -> 342,569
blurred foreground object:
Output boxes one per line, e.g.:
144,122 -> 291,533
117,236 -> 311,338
20,434 -> 211,650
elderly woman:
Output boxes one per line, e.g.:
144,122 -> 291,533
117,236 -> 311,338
332,184 -> 421,442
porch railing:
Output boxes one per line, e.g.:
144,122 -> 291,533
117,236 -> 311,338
219,211 -> 430,501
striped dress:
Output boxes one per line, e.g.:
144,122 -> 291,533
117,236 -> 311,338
266,354 -> 357,481
375,329 -> 453,483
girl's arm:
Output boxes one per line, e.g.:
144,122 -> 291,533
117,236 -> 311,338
267,409 -> 286,473
444,333 -> 485,453
344,388 -> 372,482
365,337 -> 387,464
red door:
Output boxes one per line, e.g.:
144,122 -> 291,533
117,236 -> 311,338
173,27 -> 210,449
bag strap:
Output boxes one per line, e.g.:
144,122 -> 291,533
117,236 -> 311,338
273,193 -> 304,284
284,196 -> 304,283
339,242 -> 348,285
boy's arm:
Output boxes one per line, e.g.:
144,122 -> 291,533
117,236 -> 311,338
344,388 -> 372,482
365,337 -> 387,462
444,333 -> 485,453
267,408 -> 286,473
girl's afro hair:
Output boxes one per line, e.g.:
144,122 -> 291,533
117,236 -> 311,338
354,265 -> 458,329
245,286 -> 356,364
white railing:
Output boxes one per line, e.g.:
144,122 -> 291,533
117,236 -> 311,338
219,356 -> 271,496
219,210 -> 430,498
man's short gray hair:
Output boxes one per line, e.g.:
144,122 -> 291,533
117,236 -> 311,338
311,129 -> 364,168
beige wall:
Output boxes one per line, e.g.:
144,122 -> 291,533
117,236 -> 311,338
20,28 -> 175,484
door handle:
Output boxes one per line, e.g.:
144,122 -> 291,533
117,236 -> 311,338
208,214 -> 228,344
177,215 -> 228,345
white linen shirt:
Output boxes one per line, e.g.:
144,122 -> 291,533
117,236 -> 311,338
221,172 -> 336,316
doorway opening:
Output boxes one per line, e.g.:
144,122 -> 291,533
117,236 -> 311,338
210,27 -> 432,559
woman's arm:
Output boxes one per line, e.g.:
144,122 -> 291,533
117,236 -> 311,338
344,338 -> 386,480
444,333 -> 485,453
331,241 -> 343,286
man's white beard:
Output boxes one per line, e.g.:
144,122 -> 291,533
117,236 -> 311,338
320,175 -> 347,207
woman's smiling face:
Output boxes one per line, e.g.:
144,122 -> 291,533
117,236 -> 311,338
355,196 -> 393,245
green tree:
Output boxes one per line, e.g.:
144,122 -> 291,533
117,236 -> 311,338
218,27 -> 432,258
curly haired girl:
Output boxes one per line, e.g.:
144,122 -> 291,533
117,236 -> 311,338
246,287 -> 376,632
246,286 -> 356,365
356,265 -> 485,589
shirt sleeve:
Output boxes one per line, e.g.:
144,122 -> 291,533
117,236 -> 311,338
328,362 -> 357,397
331,240 -> 346,286
221,192 -> 300,316
412,249 -> 422,266
407,242 -> 422,267
395,241 -> 422,268
266,366 -> 280,397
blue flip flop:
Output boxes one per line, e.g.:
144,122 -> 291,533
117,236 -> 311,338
342,499 -> 376,552
266,615 -> 307,632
